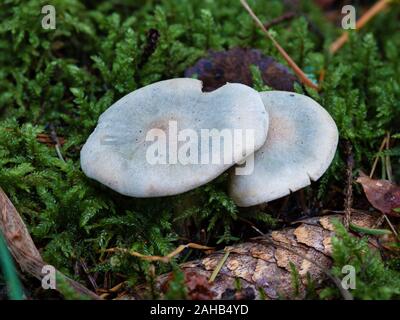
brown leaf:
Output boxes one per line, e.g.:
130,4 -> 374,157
184,48 -> 297,92
357,174 -> 400,217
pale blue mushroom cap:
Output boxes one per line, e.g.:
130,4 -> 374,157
229,91 -> 339,207
80,78 -> 269,197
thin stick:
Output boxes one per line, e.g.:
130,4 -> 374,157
209,250 -> 230,283
369,135 -> 388,178
344,141 -> 354,229
383,214 -> 398,237
329,0 -> 390,54
105,243 -> 214,263
0,230 -> 24,300
240,0 -> 319,91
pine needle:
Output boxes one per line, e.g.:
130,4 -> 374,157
105,243 -> 214,263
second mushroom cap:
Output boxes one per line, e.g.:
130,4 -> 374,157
229,91 -> 339,207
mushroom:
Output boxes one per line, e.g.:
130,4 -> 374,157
81,78 -> 269,197
229,91 -> 339,207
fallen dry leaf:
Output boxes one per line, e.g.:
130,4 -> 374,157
357,174 -> 400,217
185,47 -> 297,92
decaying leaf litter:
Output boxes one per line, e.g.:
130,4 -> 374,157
0,0 -> 400,300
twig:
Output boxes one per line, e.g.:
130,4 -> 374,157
109,281 -> 127,293
329,0 -> 390,54
344,141 -> 354,229
240,0 -> 319,91
105,243 -> 214,263
0,187 -> 100,299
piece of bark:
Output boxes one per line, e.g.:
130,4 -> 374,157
0,187 -> 100,300
126,212 -> 378,300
